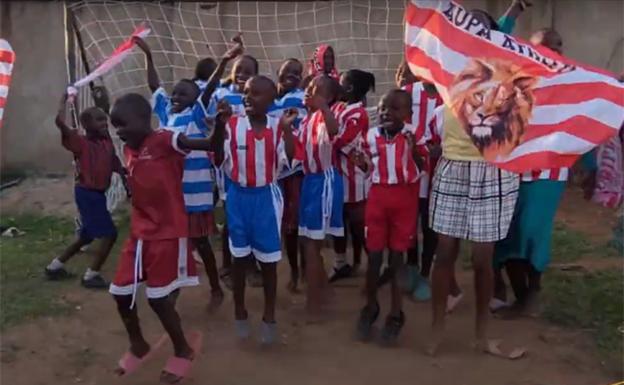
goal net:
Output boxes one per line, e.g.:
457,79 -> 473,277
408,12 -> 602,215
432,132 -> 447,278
66,1 -> 406,210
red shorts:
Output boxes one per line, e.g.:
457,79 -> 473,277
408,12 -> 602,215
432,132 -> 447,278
109,237 -> 199,299
365,184 -> 419,252
279,172 -> 303,233
188,211 -> 216,238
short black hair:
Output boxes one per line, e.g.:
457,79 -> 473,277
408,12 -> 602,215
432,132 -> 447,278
385,88 -> 412,108
194,57 -> 217,81
314,74 -> 340,104
177,78 -> 201,97
344,69 -> 376,100
113,93 -> 151,121
78,106 -> 104,127
240,54 -> 259,74
249,75 -> 277,98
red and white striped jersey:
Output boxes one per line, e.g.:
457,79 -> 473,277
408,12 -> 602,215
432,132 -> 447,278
402,82 -> 443,144
297,104 -> 342,174
334,102 -> 371,202
403,82 -> 443,198
521,168 -> 569,182
364,126 -> 423,185
222,115 -> 288,188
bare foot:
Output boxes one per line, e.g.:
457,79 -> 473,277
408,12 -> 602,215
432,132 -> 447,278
207,289 -> 224,312
474,339 -> 527,360
287,280 -> 300,293
425,333 -> 442,357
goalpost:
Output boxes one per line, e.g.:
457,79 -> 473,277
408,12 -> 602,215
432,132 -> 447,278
66,1 -> 406,210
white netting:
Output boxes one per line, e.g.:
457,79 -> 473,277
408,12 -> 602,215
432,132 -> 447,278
66,0 -> 406,210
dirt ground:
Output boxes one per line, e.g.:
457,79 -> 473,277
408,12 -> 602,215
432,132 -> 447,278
0,180 -> 620,385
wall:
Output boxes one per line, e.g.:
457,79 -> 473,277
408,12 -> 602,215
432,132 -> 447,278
1,0 -> 622,173
1,1 -> 72,173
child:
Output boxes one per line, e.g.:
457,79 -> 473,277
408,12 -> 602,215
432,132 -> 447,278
394,61 -> 443,302
134,36 -> 235,308
298,75 -> 343,314
209,51 -> 263,287
330,69 -> 375,282
211,76 -> 298,343
108,93 -> 215,383
193,57 -> 217,92
302,44 -> 338,89
45,92 -> 125,289
355,89 -> 424,344
269,58 -> 307,292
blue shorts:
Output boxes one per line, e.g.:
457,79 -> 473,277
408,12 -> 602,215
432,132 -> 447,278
298,168 -> 344,240
74,186 -> 117,241
226,183 -> 283,263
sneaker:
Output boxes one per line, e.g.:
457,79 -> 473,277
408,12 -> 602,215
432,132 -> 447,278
329,264 -> 353,283
45,267 -> 71,281
380,311 -> 405,346
356,302 -> 379,341
81,274 -> 109,289
412,277 -> 432,302
260,320 -> 277,345
398,265 -> 420,293
235,319 -> 251,339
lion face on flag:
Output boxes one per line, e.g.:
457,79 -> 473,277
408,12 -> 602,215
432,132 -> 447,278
450,59 -> 537,159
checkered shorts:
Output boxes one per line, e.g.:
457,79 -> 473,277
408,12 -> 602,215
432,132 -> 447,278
429,158 -> 519,242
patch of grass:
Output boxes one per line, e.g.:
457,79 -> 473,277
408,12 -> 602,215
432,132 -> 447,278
551,222 -> 621,263
542,269 -> 624,377
0,211 -> 129,329
459,222 -> 620,270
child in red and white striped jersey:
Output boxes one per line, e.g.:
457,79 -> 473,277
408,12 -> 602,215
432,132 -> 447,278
330,69 -> 376,282
395,61 -> 444,302
354,89 -> 426,344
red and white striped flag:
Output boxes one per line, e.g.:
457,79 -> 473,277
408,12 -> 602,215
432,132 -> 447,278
70,24 -> 150,92
0,39 -> 15,129
405,0 -> 624,172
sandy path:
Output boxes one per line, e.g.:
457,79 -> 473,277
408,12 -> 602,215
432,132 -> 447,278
0,260 -> 611,385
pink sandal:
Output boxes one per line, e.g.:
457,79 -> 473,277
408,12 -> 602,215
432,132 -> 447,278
117,334 -> 167,376
161,331 -> 203,383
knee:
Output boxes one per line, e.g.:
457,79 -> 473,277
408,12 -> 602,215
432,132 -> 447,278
194,237 -> 212,253
388,252 -> 403,270
472,254 -> 492,271
113,294 -> 131,307
434,253 -> 456,268
368,253 -> 383,272
147,296 -> 169,312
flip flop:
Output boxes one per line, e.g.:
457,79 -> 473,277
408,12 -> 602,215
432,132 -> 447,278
161,331 -> 203,383
446,292 -> 464,314
479,339 -> 527,360
116,334 -> 168,377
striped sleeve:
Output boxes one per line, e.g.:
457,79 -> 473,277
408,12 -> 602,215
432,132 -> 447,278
151,87 -> 169,126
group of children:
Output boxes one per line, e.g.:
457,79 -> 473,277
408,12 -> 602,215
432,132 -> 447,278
43,0 -> 615,381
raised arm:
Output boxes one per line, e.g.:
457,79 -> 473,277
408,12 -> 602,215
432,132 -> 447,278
279,109 -> 299,163
55,93 -> 76,137
133,36 -> 160,92
200,34 -> 244,107
498,0 -> 532,33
